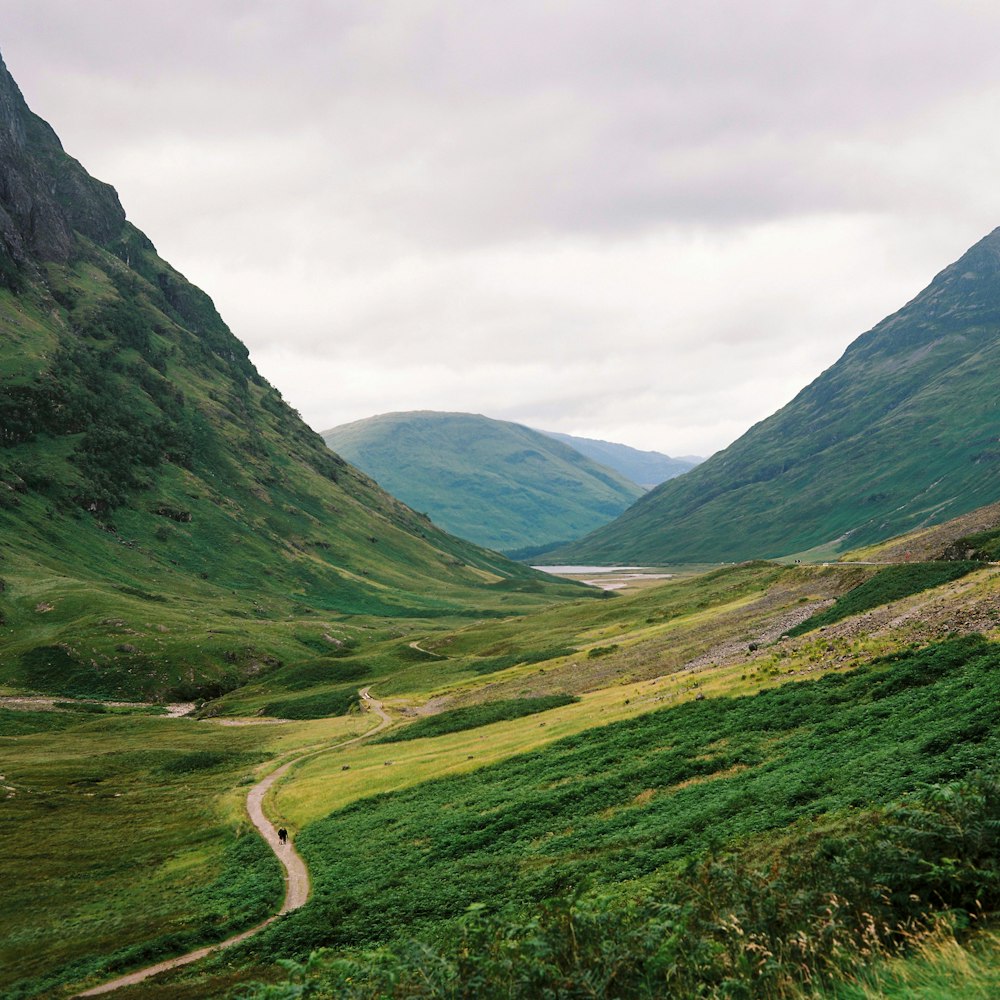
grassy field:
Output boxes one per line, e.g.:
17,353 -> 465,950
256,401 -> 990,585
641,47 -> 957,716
5,555 -> 1000,998
0,707 -> 370,999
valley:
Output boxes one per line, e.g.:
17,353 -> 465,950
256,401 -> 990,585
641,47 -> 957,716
5,533 -> 1000,997
1,36 -> 1000,1000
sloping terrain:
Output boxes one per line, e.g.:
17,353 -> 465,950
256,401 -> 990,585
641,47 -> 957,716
0,53 -> 582,700
5,503 -> 1000,998
322,411 -> 644,552
539,429 -> 699,487
556,228 -> 1000,564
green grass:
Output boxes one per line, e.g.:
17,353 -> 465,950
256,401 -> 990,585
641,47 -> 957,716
828,931 -> 1000,999
788,562 -> 980,636
0,713 -> 287,999
247,634 -> 1000,962
375,695 -> 579,744
262,686 -> 360,720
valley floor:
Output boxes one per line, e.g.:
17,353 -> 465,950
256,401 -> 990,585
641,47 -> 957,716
3,557 -> 1000,998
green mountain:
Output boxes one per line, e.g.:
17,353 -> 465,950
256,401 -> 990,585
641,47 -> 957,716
322,411 -> 645,552
556,227 -> 1000,564
539,429 -> 700,487
0,53 -> 580,701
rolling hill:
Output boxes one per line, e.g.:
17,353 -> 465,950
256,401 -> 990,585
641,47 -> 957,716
556,227 -> 1000,564
322,411 -> 645,552
0,52 -> 582,701
539,429 -> 700,487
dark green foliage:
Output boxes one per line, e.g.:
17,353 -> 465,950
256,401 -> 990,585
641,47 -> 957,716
788,562 -> 979,636
157,750 -> 255,775
466,646 -> 577,675
587,643 -> 619,658
375,695 -> 579,744
295,634 -> 358,657
0,707 -> 78,736
243,771 -> 1000,999
263,687 -> 360,720
16,645 -> 139,699
254,636 -> 999,966
278,659 -> 370,692
948,527 -> 1000,562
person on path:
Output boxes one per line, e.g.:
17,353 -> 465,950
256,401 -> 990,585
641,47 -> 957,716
278,827 -> 288,845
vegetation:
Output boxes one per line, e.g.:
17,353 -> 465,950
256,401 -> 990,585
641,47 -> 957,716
788,562 -> 980,636
245,770 -> 1000,998
236,633 -> 1000,996
0,710 -> 297,999
235,636 -> 1000,972
375,694 -> 578,744
322,411 -> 644,552
263,687 -> 360,720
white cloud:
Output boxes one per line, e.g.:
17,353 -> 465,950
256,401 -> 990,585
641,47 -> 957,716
4,1 -> 1000,455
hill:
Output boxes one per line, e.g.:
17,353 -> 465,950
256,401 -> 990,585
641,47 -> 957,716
0,53 -> 582,702
555,227 -> 1000,564
539,429 -> 699,487
322,411 -> 644,552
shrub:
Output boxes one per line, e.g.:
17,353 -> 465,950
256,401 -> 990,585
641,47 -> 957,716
375,695 -> 578,744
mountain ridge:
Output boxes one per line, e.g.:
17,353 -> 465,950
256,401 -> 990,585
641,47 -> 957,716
554,226 -> 1000,564
0,52 -> 580,701
537,429 -> 699,487
322,410 -> 645,552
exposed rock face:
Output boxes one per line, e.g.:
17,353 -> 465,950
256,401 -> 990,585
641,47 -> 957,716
0,52 -> 125,270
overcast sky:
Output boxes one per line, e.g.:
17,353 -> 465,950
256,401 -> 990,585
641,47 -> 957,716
5,1 -> 1000,456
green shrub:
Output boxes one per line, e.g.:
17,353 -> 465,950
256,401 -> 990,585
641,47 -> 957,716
263,687 -> 360,720
375,695 -> 579,744
467,646 -> 576,675
240,772 -> 1000,999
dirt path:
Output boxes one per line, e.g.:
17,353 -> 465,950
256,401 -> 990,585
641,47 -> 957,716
75,688 -> 391,997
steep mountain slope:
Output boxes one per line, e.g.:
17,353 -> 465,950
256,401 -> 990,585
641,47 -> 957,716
557,228 -> 1000,564
322,411 -> 644,552
539,429 -> 700,487
0,53 -> 579,699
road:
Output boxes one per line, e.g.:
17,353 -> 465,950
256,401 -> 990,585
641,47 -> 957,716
75,688 -> 390,996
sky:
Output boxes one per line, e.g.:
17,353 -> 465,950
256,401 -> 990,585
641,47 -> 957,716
5,1 -> 1000,458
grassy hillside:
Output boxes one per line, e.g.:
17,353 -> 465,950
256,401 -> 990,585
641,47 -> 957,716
6,524 -> 999,996
555,227 -> 1000,564
322,411 -> 644,553
540,429 -> 699,487
0,55 -> 586,701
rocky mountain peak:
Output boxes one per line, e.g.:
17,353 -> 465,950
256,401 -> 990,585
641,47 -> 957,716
0,49 -> 126,271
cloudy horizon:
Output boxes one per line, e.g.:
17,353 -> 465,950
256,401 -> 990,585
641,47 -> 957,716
6,2 -> 1000,457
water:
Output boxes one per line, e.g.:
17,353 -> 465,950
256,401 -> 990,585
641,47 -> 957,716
533,565 -> 673,591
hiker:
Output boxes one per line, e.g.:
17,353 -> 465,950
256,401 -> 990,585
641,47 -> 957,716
278,827 -> 287,845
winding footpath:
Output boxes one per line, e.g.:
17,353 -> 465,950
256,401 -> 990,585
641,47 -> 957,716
76,688 -> 391,997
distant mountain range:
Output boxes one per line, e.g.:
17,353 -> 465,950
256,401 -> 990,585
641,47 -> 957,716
538,431 -> 700,488
322,411 -> 646,553
556,227 -> 1000,564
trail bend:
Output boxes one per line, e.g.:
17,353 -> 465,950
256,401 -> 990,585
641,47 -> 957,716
76,688 -> 390,996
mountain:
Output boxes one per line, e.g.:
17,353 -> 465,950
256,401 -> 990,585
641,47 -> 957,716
0,53 -> 581,700
555,227 -> 1000,564
538,430 -> 700,488
322,411 -> 645,552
